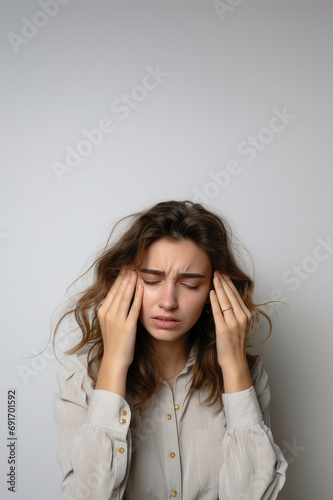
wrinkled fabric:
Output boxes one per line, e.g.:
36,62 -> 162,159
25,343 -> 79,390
53,344 -> 287,499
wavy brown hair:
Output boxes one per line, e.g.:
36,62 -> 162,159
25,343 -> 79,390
51,200 -> 278,413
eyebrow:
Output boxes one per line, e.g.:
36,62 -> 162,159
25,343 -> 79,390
139,268 -> 206,279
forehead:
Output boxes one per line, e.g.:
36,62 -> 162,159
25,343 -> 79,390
141,238 -> 212,273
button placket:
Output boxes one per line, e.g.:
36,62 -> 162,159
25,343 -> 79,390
169,363 -> 195,497
165,378 -> 182,498
156,368 -> 193,497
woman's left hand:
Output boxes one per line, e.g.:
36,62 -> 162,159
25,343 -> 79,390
210,271 -> 252,372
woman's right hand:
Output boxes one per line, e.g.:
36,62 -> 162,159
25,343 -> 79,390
97,268 -> 143,370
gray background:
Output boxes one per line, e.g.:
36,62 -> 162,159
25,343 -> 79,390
1,0 -> 332,498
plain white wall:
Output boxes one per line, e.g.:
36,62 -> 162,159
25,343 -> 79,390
1,1 -> 332,498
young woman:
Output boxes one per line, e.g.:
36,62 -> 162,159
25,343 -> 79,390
53,200 -> 288,499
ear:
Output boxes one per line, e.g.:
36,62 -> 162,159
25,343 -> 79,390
205,273 -> 214,304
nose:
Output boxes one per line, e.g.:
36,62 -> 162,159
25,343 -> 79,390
158,281 -> 178,310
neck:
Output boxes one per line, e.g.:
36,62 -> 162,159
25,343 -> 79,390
151,331 -> 191,380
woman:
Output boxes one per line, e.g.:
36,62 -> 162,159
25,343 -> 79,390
53,200 -> 288,499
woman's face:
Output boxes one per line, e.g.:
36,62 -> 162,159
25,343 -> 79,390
137,237 -> 213,344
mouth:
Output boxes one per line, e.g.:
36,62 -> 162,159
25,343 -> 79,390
151,316 -> 181,328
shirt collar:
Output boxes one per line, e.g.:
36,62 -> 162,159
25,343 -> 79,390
185,343 -> 198,369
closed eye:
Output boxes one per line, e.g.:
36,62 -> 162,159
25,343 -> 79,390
142,280 -> 199,290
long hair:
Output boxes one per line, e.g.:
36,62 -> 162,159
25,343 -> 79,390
51,200 -> 277,413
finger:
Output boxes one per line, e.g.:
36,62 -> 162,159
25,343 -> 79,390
128,282 -> 144,318
218,274 -> 249,322
221,274 -> 252,321
98,268 -> 128,315
214,272 -> 251,330
213,274 -> 235,318
216,274 -> 244,317
209,289 -> 227,327
111,269 -> 137,316
116,270 -> 139,318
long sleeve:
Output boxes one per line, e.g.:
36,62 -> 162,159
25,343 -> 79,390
53,355 -> 132,500
219,356 -> 288,499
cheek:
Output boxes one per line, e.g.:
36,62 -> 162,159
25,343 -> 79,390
138,283 -> 156,313
182,291 -> 207,315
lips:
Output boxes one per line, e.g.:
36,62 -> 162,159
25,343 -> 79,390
151,316 -> 181,328
152,316 -> 180,321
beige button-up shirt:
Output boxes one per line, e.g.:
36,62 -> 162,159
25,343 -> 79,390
53,344 -> 288,499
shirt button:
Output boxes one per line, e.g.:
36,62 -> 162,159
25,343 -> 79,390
122,409 -> 127,416
167,414 -> 172,420
172,491 -> 178,497
112,489 -> 117,497
119,447 -> 125,454
170,452 -> 176,458
120,418 -> 126,425
174,404 -> 179,410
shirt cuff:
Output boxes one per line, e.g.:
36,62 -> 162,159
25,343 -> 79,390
222,385 -> 263,429
86,389 -> 131,435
